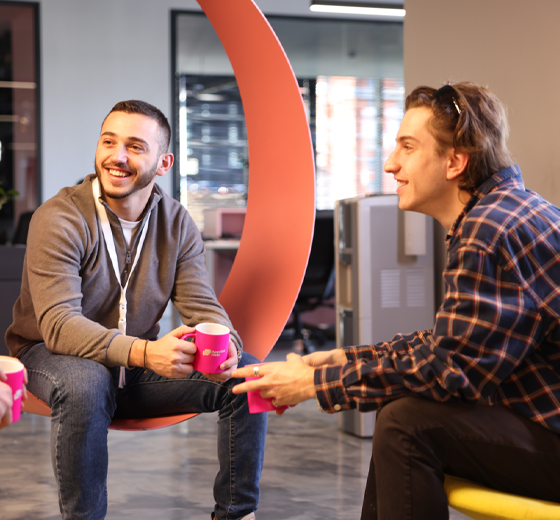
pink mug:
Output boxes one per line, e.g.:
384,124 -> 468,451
0,356 -> 25,423
181,323 -> 230,374
246,364 -> 289,414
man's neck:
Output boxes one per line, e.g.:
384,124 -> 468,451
104,189 -> 152,222
436,189 -> 472,231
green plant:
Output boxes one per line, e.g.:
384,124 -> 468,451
0,182 -> 18,210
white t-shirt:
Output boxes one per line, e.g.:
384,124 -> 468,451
119,218 -> 141,248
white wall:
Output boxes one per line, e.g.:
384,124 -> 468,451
404,0 -> 560,307
404,0 -> 560,205
10,0 -> 400,203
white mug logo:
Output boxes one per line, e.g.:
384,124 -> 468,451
13,389 -> 22,401
202,349 -> 227,357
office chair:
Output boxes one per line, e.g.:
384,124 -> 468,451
444,474 -> 560,520
284,210 -> 335,354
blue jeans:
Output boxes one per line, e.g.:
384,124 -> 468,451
18,343 -> 267,520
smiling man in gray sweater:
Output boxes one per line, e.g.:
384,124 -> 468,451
6,100 -> 266,520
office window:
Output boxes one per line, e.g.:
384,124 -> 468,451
315,76 -> 403,209
176,74 -> 248,230
172,12 -> 403,231
0,2 -> 40,243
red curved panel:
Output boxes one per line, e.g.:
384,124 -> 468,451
197,0 -> 316,361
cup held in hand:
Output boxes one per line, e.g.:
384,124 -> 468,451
181,323 -> 230,374
246,363 -> 289,414
0,356 -> 25,423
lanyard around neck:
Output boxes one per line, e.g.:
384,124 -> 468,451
92,177 -> 151,336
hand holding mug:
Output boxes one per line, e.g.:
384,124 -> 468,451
201,340 -> 239,382
0,357 -> 27,427
243,363 -> 290,414
233,353 -> 317,414
136,326 -> 197,379
132,324 -> 234,380
0,374 -> 13,429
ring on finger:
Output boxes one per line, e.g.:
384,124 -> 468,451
253,365 -> 260,378
272,399 -> 279,408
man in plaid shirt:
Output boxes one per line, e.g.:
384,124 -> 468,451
233,82 -> 560,519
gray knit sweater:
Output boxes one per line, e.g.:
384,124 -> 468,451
6,174 -> 241,367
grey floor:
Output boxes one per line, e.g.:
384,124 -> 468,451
0,339 -> 470,520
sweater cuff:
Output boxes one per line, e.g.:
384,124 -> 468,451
105,334 -> 136,368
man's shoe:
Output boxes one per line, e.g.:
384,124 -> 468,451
211,513 -> 256,520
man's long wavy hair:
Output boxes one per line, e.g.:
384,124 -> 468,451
406,82 -> 514,194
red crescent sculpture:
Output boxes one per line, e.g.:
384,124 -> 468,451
198,0 -> 316,361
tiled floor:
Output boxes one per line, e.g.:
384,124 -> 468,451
0,340 -> 470,519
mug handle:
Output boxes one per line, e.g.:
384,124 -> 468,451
180,332 -> 196,343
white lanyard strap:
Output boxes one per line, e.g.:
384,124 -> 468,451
92,177 -> 151,333
92,177 -> 151,387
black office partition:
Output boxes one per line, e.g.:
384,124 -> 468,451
0,245 -> 25,356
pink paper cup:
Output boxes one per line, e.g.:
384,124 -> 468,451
246,364 -> 289,414
181,323 -> 230,374
0,356 -> 25,423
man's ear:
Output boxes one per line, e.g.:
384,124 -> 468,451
156,153 -> 174,177
447,150 -> 469,181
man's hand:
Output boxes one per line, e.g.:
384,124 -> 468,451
232,353 -> 317,414
302,348 -> 347,368
0,368 -> 13,430
202,340 -> 238,382
129,325 -> 197,379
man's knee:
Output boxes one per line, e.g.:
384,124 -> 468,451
374,397 -> 417,449
373,396 -> 445,456
54,358 -> 116,417
376,395 -> 426,427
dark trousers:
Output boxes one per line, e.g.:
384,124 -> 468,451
360,396 -> 560,520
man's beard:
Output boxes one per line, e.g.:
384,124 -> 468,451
94,160 -> 158,200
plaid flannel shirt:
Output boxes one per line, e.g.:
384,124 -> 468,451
315,165 -> 560,433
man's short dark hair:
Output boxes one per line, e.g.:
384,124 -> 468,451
105,100 -> 171,155
406,82 -> 514,194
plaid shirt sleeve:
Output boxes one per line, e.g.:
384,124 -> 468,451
315,243 -> 542,413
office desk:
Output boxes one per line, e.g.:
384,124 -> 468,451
204,239 -> 240,296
